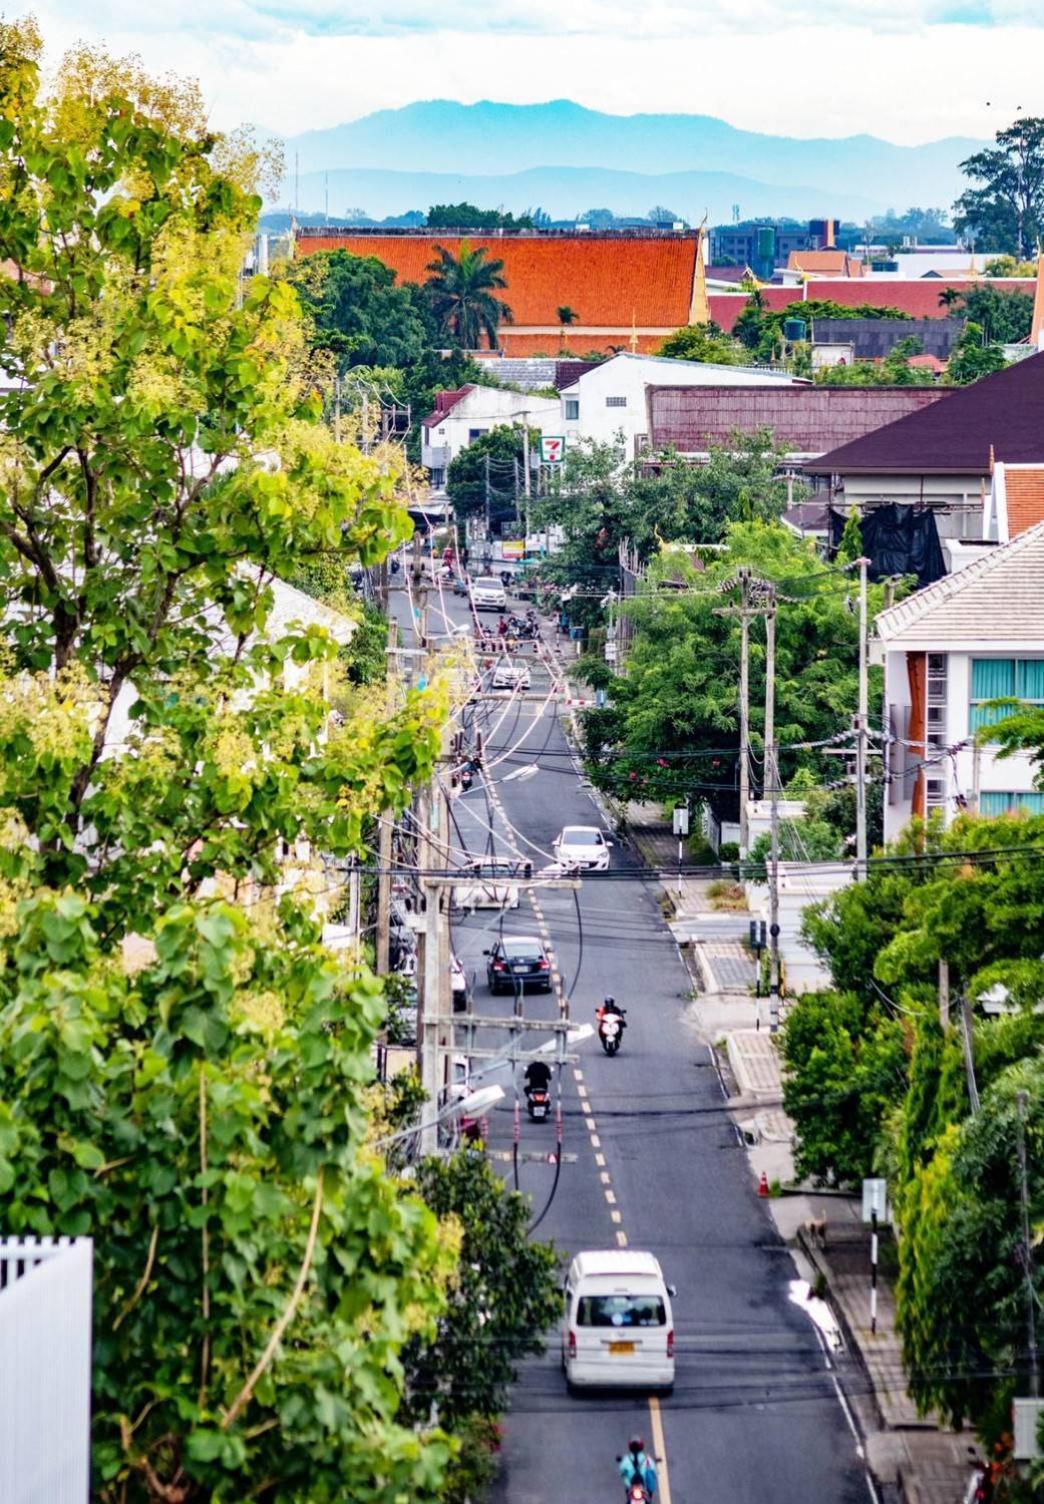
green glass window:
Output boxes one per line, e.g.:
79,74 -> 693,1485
979,791 -> 1044,817
970,658 -> 1044,734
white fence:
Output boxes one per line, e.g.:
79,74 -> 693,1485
0,1237 -> 93,1504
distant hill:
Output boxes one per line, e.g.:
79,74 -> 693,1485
283,100 -> 981,215
287,163 -> 880,227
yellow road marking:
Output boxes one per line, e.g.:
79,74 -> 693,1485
600,1170 -> 611,1185
595,1152 -> 606,1167
576,1084 -> 588,1100
605,1189 -> 616,1205
610,1209 -> 622,1224
615,1229 -> 628,1247
573,1069 -> 584,1082
580,1098 -> 592,1116
648,1396 -> 672,1504
587,1117 -> 598,1133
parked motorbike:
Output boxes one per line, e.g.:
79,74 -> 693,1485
525,1086 -> 550,1123
596,1005 -> 627,1056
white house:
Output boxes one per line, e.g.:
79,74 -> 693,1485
558,352 -> 799,459
873,522 -> 1044,842
420,384 -> 560,490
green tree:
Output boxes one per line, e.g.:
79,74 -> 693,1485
0,25 -> 458,1499
815,337 -> 934,387
954,116 -> 1044,257
983,254 -> 1038,277
425,241 -> 513,350
732,297 -> 909,359
447,424 -> 532,525
945,321 -> 1008,385
284,249 -> 432,374
657,322 -> 746,364
579,521 -> 889,817
427,201 -> 533,231
953,283 -> 1034,343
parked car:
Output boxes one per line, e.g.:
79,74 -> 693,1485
485,935 -> 552,994
562,1250 -> 676,1392
553,824 -> 612,872
471,577 -> 508,612
491,660 -> 531,690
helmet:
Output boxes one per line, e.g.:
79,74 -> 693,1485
628,1436 -> 645,1454
605,995 -> 615,1007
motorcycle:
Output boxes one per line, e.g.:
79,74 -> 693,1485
525,1086 -> 550,1123
596,1006 -> 627,1056
625,1488 -> 650,1504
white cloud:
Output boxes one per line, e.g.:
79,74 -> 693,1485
27,3 -> 1044,143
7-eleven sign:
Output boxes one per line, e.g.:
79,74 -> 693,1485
540,435 -> 565,464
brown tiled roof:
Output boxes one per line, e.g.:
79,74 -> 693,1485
787,250 -> 865,277
1005,466 -> 1044,537
496,331 -> 665,356
807,351 -> 1044,476
296,232 -> 699,331
648,384 -> 949,455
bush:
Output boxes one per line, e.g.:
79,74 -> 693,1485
719,841 -> 740,863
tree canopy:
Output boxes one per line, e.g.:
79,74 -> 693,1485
954,116 -> 1044,257
284,249 -> 433,374
425,242 -> 513,350
657,322 -> 746,365
427,201 -> 533,231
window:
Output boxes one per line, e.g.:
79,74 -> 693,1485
564,399 -> 580,421
468,427 -> 488,442
970,658 -> 1044,734
979,791 -> 1044,817
576,1294 -> 666,1328
605,396 -> 627,408
429,468 -> 445,489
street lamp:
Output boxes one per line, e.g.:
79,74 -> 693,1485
375,1084 -> 505,1153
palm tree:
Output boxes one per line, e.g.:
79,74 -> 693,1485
425,242 -> 513,350
556,305 -> 578,350
938,287 -> 963,310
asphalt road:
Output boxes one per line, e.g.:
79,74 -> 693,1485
389,572 -> 871,1504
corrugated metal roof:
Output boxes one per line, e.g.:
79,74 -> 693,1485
874,521 -> 1044,646
647,384 -> 949,454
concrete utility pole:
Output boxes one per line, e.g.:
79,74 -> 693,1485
1016,1089 -> 1040,1398
739,572 -> 752,856
855,555 -> 870,881
375,620 -> 398,977
418,784 -> 451,1156
764,591 -> 782,1033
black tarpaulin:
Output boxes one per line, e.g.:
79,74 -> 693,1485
828,504 -> 946,586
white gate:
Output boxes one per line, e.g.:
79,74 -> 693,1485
0,1237 -> 93,1503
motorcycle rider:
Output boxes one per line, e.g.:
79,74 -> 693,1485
596,995 -> 626,1027
618,1436 -> 657,1499
523,1058 -> 552,1100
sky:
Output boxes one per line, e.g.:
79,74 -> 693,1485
27,0 -> 1044,145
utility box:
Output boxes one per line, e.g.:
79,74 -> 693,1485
672,807 -> 690,836
1013,1398 -> 1044,1459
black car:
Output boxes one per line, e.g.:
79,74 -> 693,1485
485,935 -> 552,994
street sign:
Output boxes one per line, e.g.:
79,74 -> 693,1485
672,807 -> 690,836
540,435 -> 565,464
862,1177 -> 889,1225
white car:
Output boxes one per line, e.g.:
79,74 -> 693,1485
553,825 -> 612,872
492,661 -> 531,690
471,577 -> 507,612
562,1250 -> 675,1392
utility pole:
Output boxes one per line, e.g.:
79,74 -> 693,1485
333,374 -> 342,445
938,958 -> 950,1030
1016,1089 -> 1040,1398
375,621 -> 398,976
418,784 -> 451,1156
855,555 -> 870,881
739,573 -> 752,856
764,590 -> 781,1034
484,453 -> 491,543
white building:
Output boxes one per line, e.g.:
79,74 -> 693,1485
558,352 -> 799,459
420,385 -> 561,490
873,522 -> 1044,842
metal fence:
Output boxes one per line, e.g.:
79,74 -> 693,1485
0,1237 -> 93,1504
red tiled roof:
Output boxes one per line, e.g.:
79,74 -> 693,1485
808,351 -> 1044,475
787,251 -> 865,277
648,384 -> 950,455
296,232 -> 699,331
709,278 -> 1034,332
1004,466 -> 1044,537
421,385 -> 474,428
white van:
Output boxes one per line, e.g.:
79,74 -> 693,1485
562,1250 -> 675,1391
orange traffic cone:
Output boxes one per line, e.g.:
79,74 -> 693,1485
757,1172 -> 770,1198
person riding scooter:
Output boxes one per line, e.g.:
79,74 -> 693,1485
595,995 -> 627,1055
523,1058 -> 552,1121
618,1436 -> 657,1500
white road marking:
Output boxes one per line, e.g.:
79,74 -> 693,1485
595,1152 -> 605,1167
615,1229 -> 628,1248
610,1209 -> 621,1224
605,1189 -> 616,1205
589,1133 -> 601,1149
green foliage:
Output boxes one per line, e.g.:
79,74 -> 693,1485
425,241 -> 513,350
781,990 -> 907,1185
0,27 -> 461,1500
284,250 -> 432,374
657,322 -> 746,365
983,255 -> 1038,277
815,338 -> 934,387
447,423 -> 532,524
427,201 -> 533,231
580,521 -> 888,817
954,116 -> 1044,257
732,297 -> 910,360
402,1150 -> 561,1425
952,283 -> 1034,343
945,321 -> 1008,385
